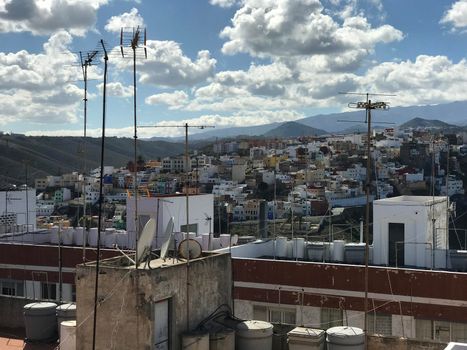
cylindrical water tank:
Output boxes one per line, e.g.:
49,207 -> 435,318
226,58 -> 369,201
50,226 -> 60,244
211,237 -> 221,250
62,228 -> 74,245
307,242 -> 324,261
104,228 -> 116,248
115,230 -> 128,249
326,326 -> 364,350
88,228 -> 98,247
292,238 -> 305,259
74,227 -> 87,246
344,243 -> 365,264
220,234 -> 231,248
183,232 -> 196,240
56,303 -> 76,337
23,302 -> 57,342
288,327 -> 325,350
182,331 -> 209,350
59,320 -> 76,350
194,236 -> 203,249
275,237 -> 287,258
201,233 -> 210,251
332,240 -> 345,262
210,329 -> 235,350
236,320 -> 273,350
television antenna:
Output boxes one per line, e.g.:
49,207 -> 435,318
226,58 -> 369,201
119,26 -> 147,264
340,91 -> 394,345
204,213 -> 212,250
160,217 -> 175,261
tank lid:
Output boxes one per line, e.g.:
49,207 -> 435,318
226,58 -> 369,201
288,327 -> 325,338
24,302 -> 57,315
60,320 -> 76,327
56,303 -> 76,311
237,320 -> 273,334
326,326 -> 365,345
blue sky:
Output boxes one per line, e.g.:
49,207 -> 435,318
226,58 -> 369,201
1,0 -> 467,137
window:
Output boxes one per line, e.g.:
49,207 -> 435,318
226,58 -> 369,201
0,279 -> 24,297
321,308 -> 343,329
416,319 -> 467,343
367,313 -> 392,336
253,304 -> 296,325
41,282 -> 57,300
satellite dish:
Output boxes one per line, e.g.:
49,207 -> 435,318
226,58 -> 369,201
160,217 -> 175,261
178,239 -> 202,260
135,218 -> 157,265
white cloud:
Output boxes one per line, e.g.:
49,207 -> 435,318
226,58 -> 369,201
112,40 -> 216,88
0,31 -> 84,126
209,0 -> 238,8
0,0 -> 108,36
440,0 -> 467,29
104,8 -> 144,33
145,90 -> 189,109
220,0 -> 402,59
96,82 -> 133,98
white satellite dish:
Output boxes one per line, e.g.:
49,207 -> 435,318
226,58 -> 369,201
160,217 -> 175,261
178,239 -> 202,260
136,218 -> 157,265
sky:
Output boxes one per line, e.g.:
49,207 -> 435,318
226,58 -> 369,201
1,0 -> 467,138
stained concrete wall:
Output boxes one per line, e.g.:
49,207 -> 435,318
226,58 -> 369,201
0,296 -> 32,329
368,335 -> 446,350
75,253 -> 232,350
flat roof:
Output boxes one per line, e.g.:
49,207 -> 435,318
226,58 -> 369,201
374,195 -> 446,205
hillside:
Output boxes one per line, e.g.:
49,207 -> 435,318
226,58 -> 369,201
0,135 -> 185,186
399,117 -> 456,129
263,121 -> 327,137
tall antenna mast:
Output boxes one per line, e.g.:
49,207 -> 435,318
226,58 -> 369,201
78,49 -> 99,262
342,91 -> 393,348
120,26 -> 147,264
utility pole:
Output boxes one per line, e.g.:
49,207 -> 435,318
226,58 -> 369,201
344,92 -> 392,348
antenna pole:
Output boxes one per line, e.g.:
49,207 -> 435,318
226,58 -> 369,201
92,40 -> 108,350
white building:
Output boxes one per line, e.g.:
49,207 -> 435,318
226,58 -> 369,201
0,188 -> 36,233
373,196 -> 448,269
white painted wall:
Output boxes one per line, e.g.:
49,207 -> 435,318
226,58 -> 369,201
0,189 -> 36,231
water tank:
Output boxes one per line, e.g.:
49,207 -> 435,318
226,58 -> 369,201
236,320 -> 273,350
182,331 -> 209,350
115,230 -> 128,249
50,226 -> 60,244
288,327 -> 325,350
23,302 -> 57,342
201,233 -> 211,250
220,234 -> 231,248
450,250 -> 467,271
286,240 -> 293,259
326,326 -> 364,350
344,243 -> 366,264
210,328 -> 235,350
275,237 -> 288,258
211,237 -> 221,250
292,238 -> 305,259
59,320 -> 76,350
56,303 -> 76,337
104,228 -> 116,248
74,227 -> 87,246
307,242 -> 324,261
331,240 -> 345,262
88,228 -> 98,247
62,228 -> 74,245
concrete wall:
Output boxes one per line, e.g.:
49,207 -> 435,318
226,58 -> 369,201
367,335 -> 446,350
0,296 -> 32,329
76,253 -> 232,350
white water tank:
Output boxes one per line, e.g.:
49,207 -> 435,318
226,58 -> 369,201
74,227 -> 87,246
211,237 -> 221,250
23,302 -> 57,342
345,243 -> 365,264
210,329 -> 235,350
49,226 -> 60,244
275,237 -> 288,258
288,327 -> 325,350
59,320 -> 76,350
292,238 -> 305,259
307,242 -> 324,261
182,331 -> 209,350
236,320 -> 273,350
201,233 -> 211,250
88,228 -> 98,247
104,228 -> 116,248
62,228 -> 74,245
115,230 -> 128,249
286,240 -> 293,258
220,234 -> 231,248
326,326 -> 364,350
56,303 -> 76,337
332,240 -> 345,262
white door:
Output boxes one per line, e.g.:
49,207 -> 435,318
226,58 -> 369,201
154,299 -> 169,350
